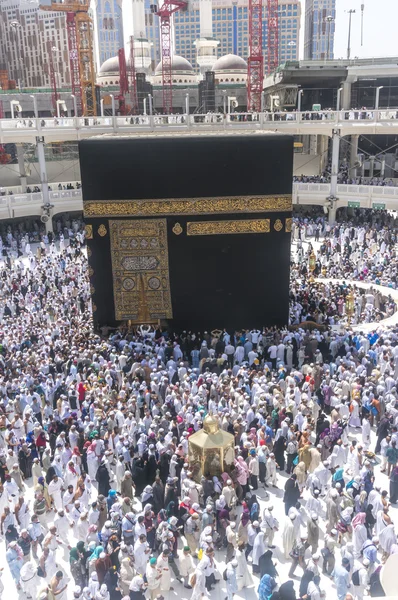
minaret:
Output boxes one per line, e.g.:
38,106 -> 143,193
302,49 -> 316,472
123,0 -> 152,72
194,0 -> 219,77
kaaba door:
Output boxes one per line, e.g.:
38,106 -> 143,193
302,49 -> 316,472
109,219 -> 173,322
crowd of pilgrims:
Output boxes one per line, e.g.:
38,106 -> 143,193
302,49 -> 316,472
293,175 -> 398,187
292,211 -> 398,287
0,215 -> 85,257
0,212 -> 398,600
289,280 -> 396,327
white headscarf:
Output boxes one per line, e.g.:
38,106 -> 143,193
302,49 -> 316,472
129,575 -> 145,592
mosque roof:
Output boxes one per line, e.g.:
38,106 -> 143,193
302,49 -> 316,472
212,53 -> 248,72
99,56 -> 120,74
155,55 -> 194,74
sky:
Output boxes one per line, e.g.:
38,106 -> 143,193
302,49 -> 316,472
300,0 -> 398,60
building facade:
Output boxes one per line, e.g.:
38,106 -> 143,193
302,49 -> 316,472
94,0 -> 123,67
304,0 -> 336,60
144,0 -> 160,72
0,0 -> 70,88
174,0 -> 300,73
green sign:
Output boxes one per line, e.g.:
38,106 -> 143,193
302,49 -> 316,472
348,201 -> 360,208
372,203 -> 386,210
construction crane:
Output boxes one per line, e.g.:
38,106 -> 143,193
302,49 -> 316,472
48,43 -> 59,114
155,0 -> 187,114
40,0 -> 97,116
116,37 -> 139,116
117,48 -> 129,115
247,0 -> 263,112
129,36 -> 139,115
267,0 -> 279,74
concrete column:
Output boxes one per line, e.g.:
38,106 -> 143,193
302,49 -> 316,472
329,129 -> 340,224
318,135 -> 329,173
380,157 -> 386,178
36,136 -> 53,232
369,155 -> 375,178
16,144 -> 27,192
44,216 -> 53,234
349,134 -> 359,179
341,82 -> 352,110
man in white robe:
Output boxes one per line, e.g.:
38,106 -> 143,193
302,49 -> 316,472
48,476 -> 64,512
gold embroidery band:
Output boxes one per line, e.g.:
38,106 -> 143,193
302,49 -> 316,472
84,195 -> 292,217
109,219 -> 173,322
187,219 -> 270,236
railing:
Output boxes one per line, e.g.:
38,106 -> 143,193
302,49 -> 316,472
293,182 -> 398,208
1,109 -> 398,136
1,182 -> 81,195
1,183 -> 398,221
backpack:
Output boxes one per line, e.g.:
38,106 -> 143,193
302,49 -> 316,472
352,570 -> 360,586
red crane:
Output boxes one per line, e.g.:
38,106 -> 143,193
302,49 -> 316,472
66,13 -> 82,116
267,0 -> 279,74
129,36 -> 139,115
247,0 -> 263,112
118,47 -> 129,115
156,0 -> 187,114
48,43 -> 59,114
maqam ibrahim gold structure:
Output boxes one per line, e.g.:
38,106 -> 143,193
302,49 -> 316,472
188,414 -> 235,482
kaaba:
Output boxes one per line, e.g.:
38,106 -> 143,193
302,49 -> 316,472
80,133 -> 293,330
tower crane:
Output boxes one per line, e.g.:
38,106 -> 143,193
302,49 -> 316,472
117,47 -> 129,115
247,0 -> 263,112
40,0 -> 97,116
129,36 -> 139,115
267,0 -> 279,74
155,0 -> 187,114
117,37 -> 138,116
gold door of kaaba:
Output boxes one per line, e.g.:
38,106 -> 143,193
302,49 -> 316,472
109,219 -> 173,322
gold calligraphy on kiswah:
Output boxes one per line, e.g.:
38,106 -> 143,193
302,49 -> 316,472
84,195 -> 292,218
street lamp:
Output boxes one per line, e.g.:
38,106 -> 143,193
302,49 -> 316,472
109,93 -> 115,116
337,86 -> 343,111
261,91 -> 265,113
346,9 -> 356,60
30,94 -> 38,118
325,15 -> 334,60
185,92 -> 189,117
375,86 -> 384,110
297,88 -> 304,112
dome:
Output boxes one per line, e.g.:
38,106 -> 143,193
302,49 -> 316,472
155,55 -> 194,74
212,53 -> 247,72
99,56 -> 119,74
203,413 -> 219,435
